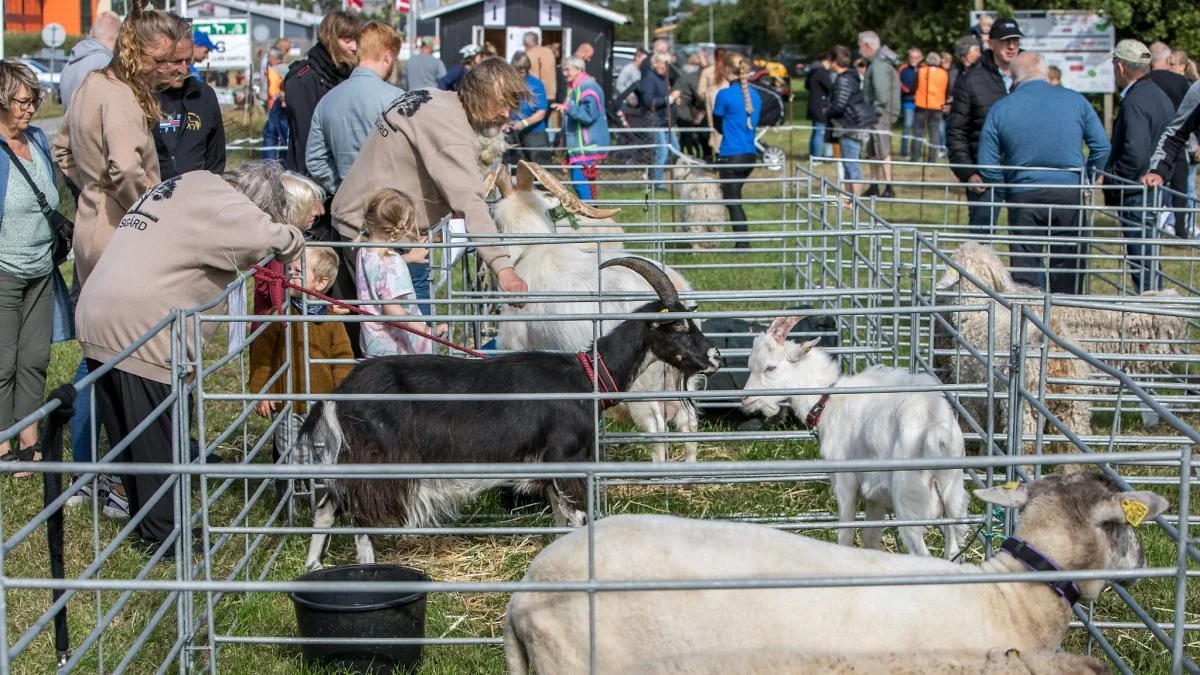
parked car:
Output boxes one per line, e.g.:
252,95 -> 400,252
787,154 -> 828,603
18,57 -> 61,101
775,46 -> 808,78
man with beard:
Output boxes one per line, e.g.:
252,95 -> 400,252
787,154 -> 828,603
332,58 -> 529,307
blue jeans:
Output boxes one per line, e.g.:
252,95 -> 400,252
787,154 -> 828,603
263,100 -> 289,161
570,165 -> 593,200
810,121 -> 826,159
653,129 -> 680,188
839,136 -> 863,183
69,358 -> 92,464
1120,193 -> 1164,292
407,261 -> 431,318
899,103 -> 915,156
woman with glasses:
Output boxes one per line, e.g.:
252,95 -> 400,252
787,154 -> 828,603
0,60 -> 56,474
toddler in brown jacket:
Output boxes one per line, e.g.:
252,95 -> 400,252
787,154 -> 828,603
249,246 -> 354,463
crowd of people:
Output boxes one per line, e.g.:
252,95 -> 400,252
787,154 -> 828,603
804,19 -> 1200,293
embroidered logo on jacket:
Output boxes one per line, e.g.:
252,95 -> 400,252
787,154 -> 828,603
187,112 -> 202,130
126,177 -> 181,223
384,89 -> 433,132
159,114 -> 182,133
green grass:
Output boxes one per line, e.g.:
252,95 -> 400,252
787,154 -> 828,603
2,136 -> 1198,673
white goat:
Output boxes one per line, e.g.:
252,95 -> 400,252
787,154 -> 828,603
741,316 -> 969,558
670,157 -> 726,249
503,473 -> 1168,675
627,647 -> 1112,674
484,161 -> 626,252
491,161 -> 705,462
940,243 -> 1190,427
933,247 -> 1093,457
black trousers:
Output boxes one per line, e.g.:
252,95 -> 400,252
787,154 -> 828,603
87,360 -> 176,543
717,153 -> 756,233
1006,188 -> 1087,294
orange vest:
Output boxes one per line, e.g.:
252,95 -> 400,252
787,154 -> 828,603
915,65 -> 948,110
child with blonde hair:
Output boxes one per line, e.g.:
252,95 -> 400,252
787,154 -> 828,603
355,189 -> 433,357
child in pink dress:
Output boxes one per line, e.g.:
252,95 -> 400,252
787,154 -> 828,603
354,189 -> 433,357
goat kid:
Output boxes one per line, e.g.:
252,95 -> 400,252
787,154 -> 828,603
299,257 -> 721,570
503,473 -> 1167,675
741,316 -> 969,558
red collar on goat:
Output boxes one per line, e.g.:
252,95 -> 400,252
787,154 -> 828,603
577,351 -> 620,411
805,394 -> 831,429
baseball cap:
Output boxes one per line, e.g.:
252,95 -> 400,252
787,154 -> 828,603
193,31 -> 217,51
989,18 -> 1023,41
1112,39 -> 1151,65
460,44 -> 482,60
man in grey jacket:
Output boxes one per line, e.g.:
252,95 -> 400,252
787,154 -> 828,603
859,30 -> 901,197
58,11 -> 121,111
403,39 -> 446,91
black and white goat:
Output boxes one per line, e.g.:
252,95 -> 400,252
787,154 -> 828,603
299,257 -> 721,569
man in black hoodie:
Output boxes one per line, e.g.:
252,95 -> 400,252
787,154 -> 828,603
946,17 -> 1022,235
283,10 -> 361,174
153,31 -> 226,179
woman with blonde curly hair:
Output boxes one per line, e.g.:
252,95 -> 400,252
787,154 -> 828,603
52,4 -> 192,287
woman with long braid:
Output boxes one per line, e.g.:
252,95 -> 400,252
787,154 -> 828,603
710,53 -> 762,248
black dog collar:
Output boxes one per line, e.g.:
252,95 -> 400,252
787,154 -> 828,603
1000,537 -> 1081,606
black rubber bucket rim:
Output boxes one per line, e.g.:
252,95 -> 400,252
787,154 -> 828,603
290,564 -> 430,613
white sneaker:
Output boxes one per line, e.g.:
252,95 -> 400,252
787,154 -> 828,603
102,489 -> 131,520
65,477 -> 101,508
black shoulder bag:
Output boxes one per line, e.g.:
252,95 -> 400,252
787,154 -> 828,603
1,140 -> 74,266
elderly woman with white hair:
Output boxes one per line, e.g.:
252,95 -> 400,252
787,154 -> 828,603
75,161 -> 306,559
0,60 -> 60,474
550,55 -> 610,199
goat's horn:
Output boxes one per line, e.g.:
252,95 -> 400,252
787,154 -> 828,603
519,161 -> 621,219
599,257 -> 680,307
482,168 -> 500,197
767,316 -> 802,343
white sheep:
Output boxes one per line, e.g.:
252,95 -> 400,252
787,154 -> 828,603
939,243 -> 1189,427
741,316 -> 970,558
941,243 -> 1188,376
670,158 -> 726,249
490,161 -> 705,462
932,246 -> 1093,458
503,473 -> 1168,675
626,647 -> 1112,674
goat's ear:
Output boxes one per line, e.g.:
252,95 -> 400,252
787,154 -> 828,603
975,482 -> 1030,509
934,267 -> 961,291
767,316 -> 802,343
1094,491 -> 1169,527
787,338 -> 820,362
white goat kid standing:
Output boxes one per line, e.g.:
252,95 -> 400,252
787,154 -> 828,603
503,473 -> 1168,675
490,161 -> 705,462
670,157 -> 726,249
741,316 -> 970,558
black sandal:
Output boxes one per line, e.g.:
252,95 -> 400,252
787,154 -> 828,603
8,445 -> 41,479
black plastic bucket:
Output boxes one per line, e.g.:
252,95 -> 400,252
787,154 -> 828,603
290,564 -> 430,674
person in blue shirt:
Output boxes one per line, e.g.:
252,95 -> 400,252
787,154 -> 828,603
977,51 -> 1110,294
191,30 -> 217,80
711,52 -> 762,248
506,52 -> 550,164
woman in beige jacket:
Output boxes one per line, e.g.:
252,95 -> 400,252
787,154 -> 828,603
52,4 -> 192,287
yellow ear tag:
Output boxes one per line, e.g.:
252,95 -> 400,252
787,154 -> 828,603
1002,481 -> 1020,490
659,308 -> 670,314
1121,499 -> 1149,527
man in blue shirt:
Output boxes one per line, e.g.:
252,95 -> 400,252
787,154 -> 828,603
977,51 -> 1110,293
191,30 -> 217,80
305,21 -> 405,195
506,52 -> 550,164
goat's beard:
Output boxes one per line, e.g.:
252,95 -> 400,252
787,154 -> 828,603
476,126 -> 508,173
